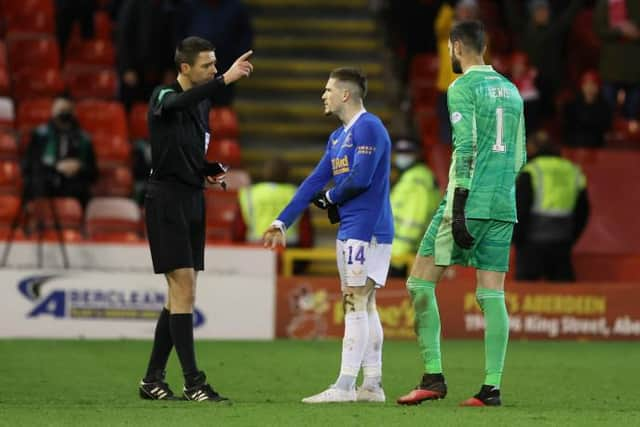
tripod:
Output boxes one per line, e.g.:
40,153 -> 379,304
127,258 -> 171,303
1,192 -> 70,269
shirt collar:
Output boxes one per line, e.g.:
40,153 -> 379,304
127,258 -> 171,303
464,65 -> 494,75
343,108 -> 367,132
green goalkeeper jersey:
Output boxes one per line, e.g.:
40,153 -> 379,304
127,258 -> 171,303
446,64 -> 526,223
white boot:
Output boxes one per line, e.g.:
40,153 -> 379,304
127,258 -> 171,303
301,387 -> 356,403
356,386 -> 386,402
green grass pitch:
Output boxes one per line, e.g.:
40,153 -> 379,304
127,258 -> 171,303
1,339 -> 638,426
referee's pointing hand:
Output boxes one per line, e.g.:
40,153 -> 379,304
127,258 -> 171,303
223,50 -> 254,84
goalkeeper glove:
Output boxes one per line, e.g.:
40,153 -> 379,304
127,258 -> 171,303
452,187 -> 475,249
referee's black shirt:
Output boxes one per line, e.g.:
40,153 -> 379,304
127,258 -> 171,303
147,76 -> 225,189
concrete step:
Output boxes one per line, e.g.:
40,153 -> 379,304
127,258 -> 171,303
255,35 -> 378,52
235,99 -> 393,122
249,58 -> 383,77
245,0 -> 368,8
253,17 -> 375,34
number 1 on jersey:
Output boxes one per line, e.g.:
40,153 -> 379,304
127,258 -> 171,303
492,107 -> 506,153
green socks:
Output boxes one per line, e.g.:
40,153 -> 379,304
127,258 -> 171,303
407,277 -> 442,374
407,279 -> 509,388
476,287 -> 509,388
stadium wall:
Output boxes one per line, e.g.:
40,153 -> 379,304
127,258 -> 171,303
276,270 -> 640,341
0,244 -> 276,339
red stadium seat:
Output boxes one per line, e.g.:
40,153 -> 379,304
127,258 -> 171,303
40,228 -> 84,242
129,103 -> 149,140
11,67 -> 65,100
0,97 -> 15,127
2,0 -> 55,18
64,68 -> 118,99
0,160 -> 22,195
204,189 -> 239,242
91,134 -> 132,167
5,10 -> 55,36
409,54 -> 439,83
7,36 -> 60,73
65,39 -> 115,67
0,129 -> 19,160
207,138 -> 242,167
25,197 -> 83,230
75,100 -> 128,139
85,196 -> 141,238
209,107 -> 239,139
0,194 -> 21,225
92,166 -> 133,196
94,11 -> 113,40
0,41 -> 6,68
0,69 -> 10,96
16,98 -> 53,133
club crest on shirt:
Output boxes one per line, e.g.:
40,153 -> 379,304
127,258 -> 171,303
343,132 -> 353,148
332,138 -> 339,145
451,112 -> 463,123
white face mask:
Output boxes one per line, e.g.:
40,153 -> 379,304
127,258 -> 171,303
394,153 -> 416,170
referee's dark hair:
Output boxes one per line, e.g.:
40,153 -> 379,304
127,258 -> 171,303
449,20 -> 486,55
330,67 -> 368,99
175,36 -> 215,72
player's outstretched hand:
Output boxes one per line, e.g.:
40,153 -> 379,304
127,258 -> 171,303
223,50 -> 254,84
263,226 -> 286,250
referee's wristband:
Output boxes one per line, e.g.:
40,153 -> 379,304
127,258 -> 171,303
270,220 -> 287,234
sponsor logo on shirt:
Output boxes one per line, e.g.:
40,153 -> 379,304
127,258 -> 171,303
332,155 -> 350,175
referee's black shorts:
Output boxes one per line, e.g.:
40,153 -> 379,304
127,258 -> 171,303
144,180 -> 205,274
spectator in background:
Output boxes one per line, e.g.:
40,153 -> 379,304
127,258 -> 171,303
505,0 -> 584,122
116,0 -> 181,110
235,157 -> 313,251
563,70 -> 612,148
389,139 -> 440,277
593,0 -> 640,133
22,97 -> 97,208
514,131 -> 590,282
56,0 -> 96,54
178,0 -> 253,106
509,51 -> 541,132
434,0 -> 479,144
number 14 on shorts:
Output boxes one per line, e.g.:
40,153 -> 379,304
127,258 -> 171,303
347,244 -> 366,265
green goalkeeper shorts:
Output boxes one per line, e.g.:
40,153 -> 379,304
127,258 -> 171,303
417,201 -> 514,272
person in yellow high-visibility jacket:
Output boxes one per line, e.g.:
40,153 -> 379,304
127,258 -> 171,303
514,131 -> 590,281
389,139 -> 441,277
236,157 -> 313,250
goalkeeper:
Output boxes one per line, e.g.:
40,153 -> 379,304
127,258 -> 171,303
396,20 -> 526,407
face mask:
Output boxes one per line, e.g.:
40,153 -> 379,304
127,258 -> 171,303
56,111 -> 74,124
394,153 -> 416,170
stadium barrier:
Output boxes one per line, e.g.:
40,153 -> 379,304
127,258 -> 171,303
276,268 -> 640,341
0,243 -> 276,339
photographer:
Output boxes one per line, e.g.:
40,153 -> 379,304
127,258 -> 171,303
22,97 -> 98,208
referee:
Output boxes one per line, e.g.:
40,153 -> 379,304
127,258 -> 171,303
138,36 -> 253,402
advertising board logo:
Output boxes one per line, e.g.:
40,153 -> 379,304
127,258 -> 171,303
18,275 -> 205,327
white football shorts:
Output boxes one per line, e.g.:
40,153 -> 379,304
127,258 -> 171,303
336,237 -> 392,289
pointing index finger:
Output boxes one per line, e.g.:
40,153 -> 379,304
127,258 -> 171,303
238,50 -> 253,61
